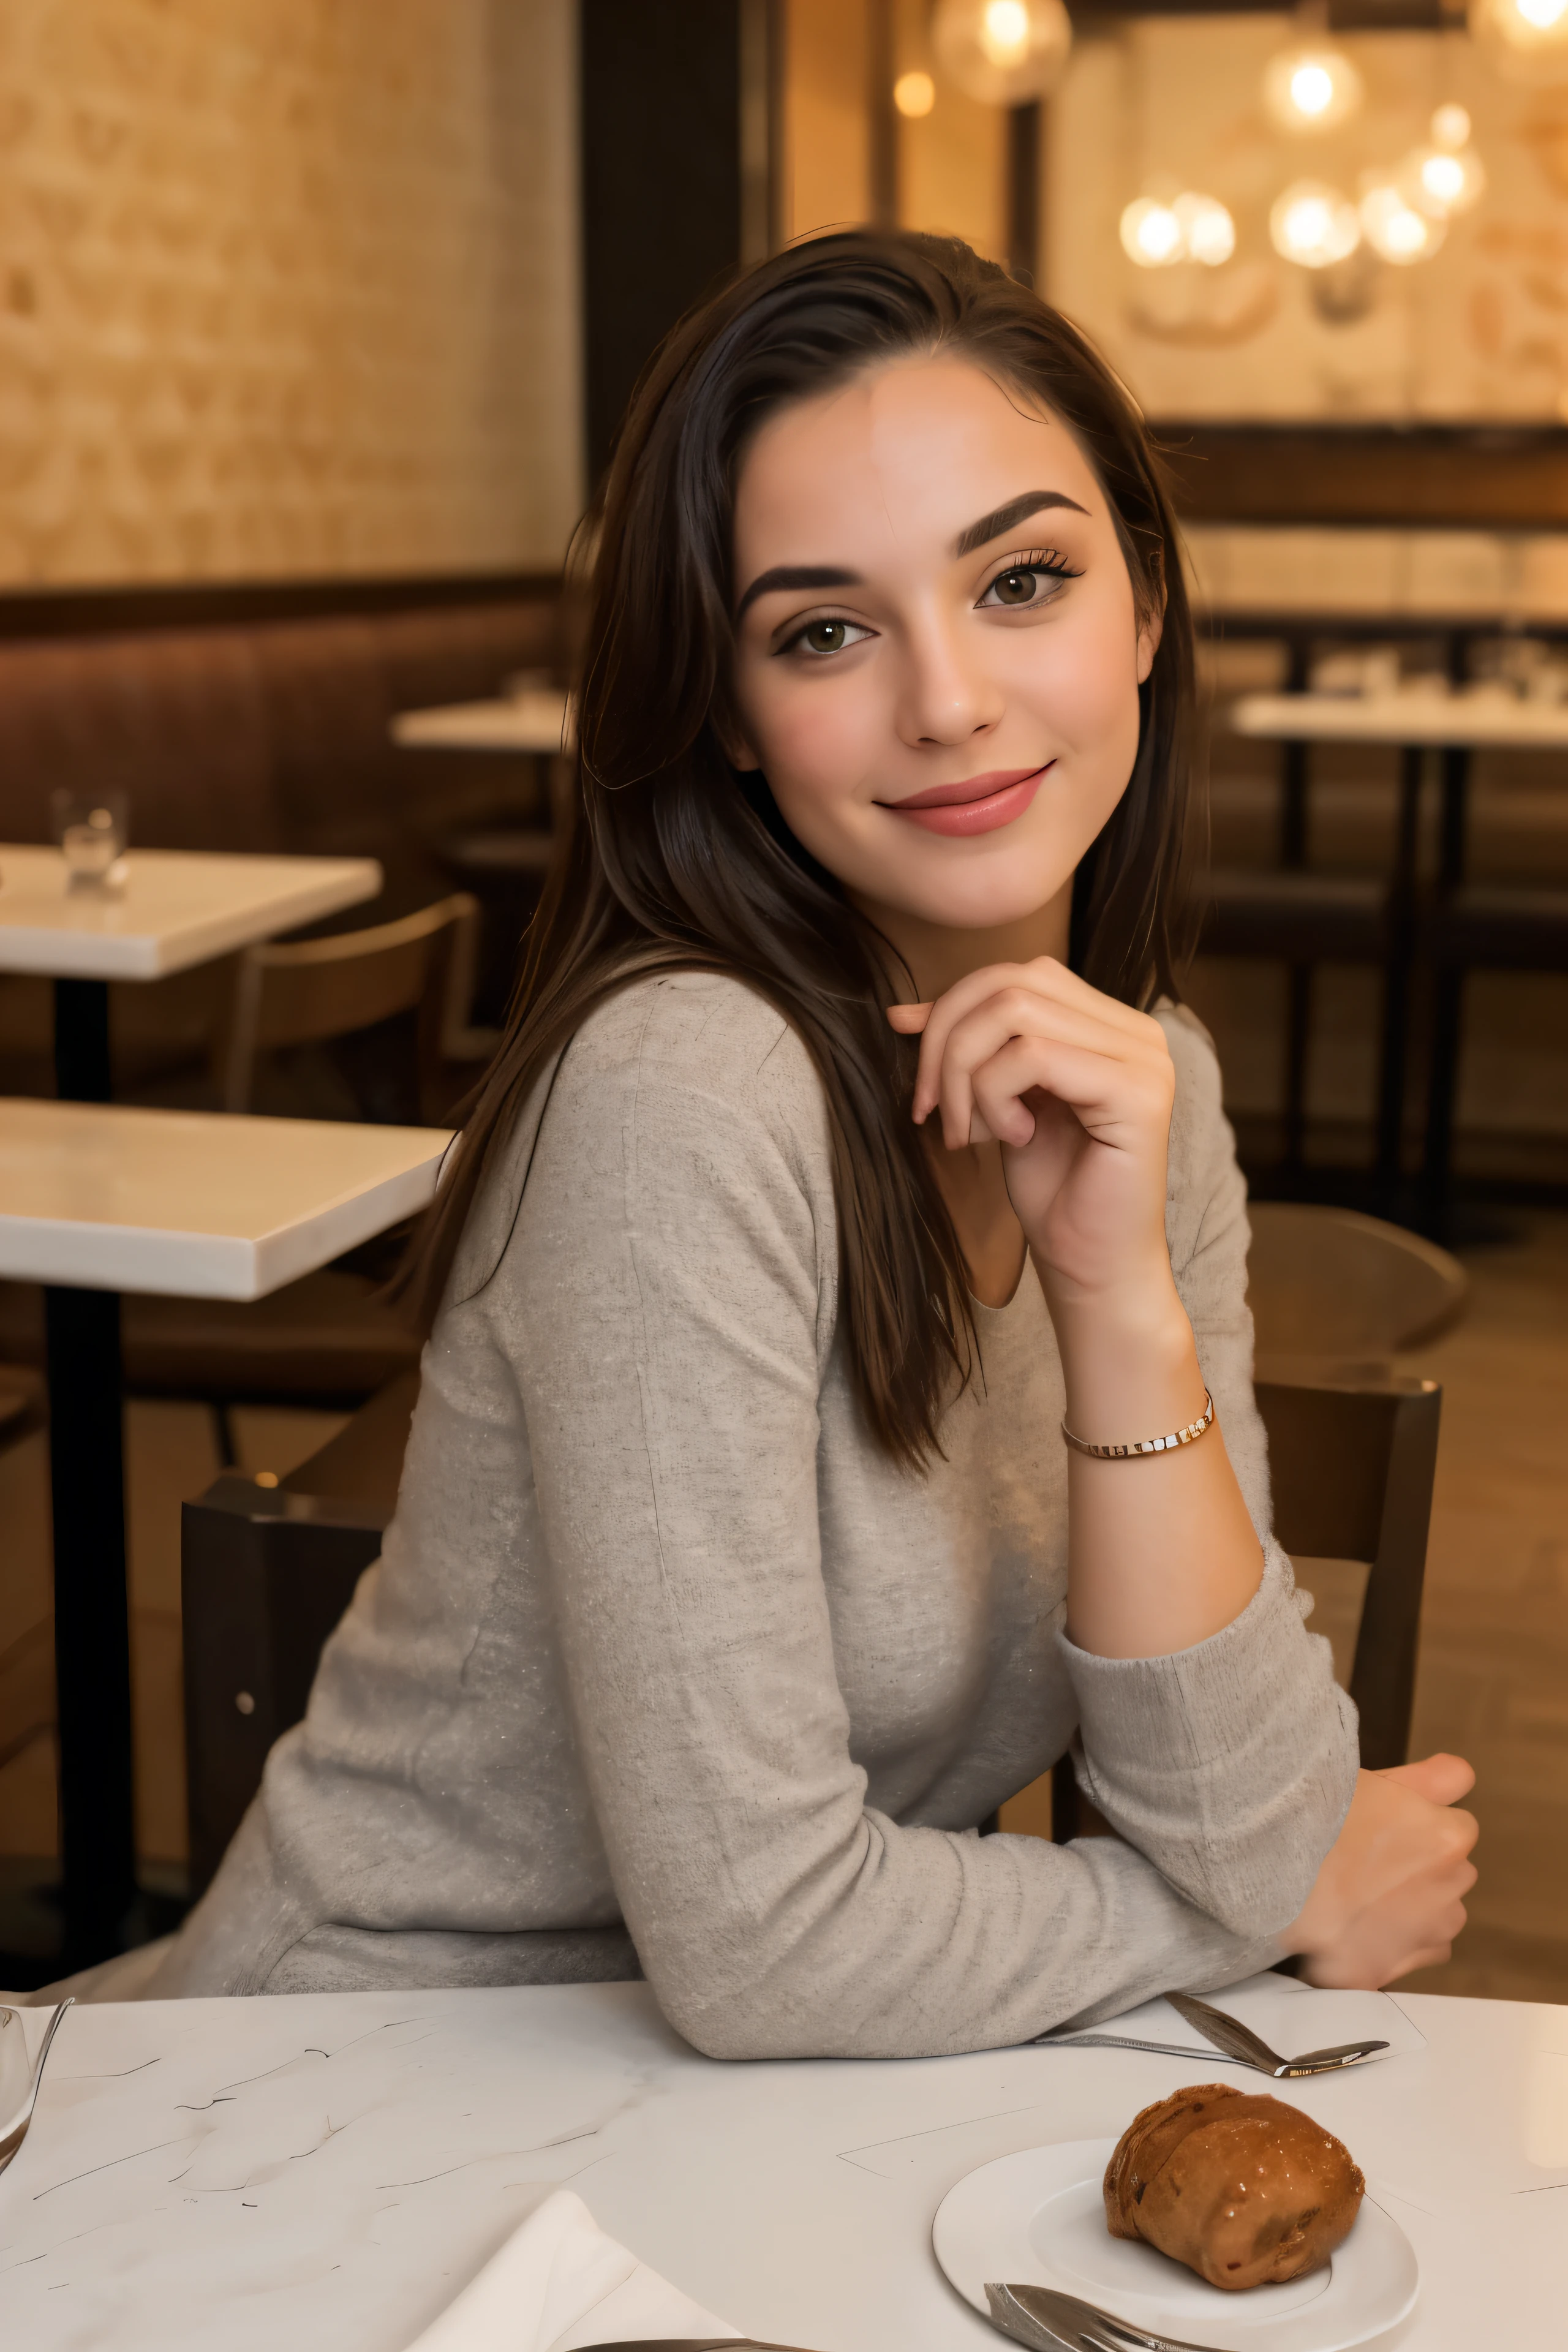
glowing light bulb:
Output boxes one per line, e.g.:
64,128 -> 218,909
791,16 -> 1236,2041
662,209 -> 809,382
981,0 -> 1031,65
1120,198 -> 1183,268
1361,182 -> 1445,265
893,70 -> 936,118
1291,63 -> 1335,117
1270,180 -> 1362,269
1432,104 -> 1471,150
1174,192 -> 1236,267
1263,47 -> 1364,135
1470,0 -> 1568,59
931,0 -> 1072,104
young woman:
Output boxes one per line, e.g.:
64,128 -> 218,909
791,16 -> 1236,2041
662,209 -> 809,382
151,233 -> 1477,2051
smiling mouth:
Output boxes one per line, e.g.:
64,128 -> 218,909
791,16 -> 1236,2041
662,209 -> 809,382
877,763 -> 1052,839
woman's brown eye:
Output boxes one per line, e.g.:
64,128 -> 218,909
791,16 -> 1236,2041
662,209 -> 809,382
804,619 -> 848,652
993,569 -> 1038,606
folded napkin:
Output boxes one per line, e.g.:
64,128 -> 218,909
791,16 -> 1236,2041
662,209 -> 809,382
401,2185 -> 741,2352
1039,1968 -> 1425,2065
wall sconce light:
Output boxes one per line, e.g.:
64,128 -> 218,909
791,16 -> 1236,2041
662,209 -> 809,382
1262,46 -> 1365,135
1270,179 -> 1362,268
894,70 -> 937,119
932,0 -> 1073,107
1120,192 -> 1234,268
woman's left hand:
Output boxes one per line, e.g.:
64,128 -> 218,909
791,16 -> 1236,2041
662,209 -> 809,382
888,957 -> 1177,1317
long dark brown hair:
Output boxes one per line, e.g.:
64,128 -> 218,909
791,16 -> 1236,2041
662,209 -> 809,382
401,230 -> 1196,1468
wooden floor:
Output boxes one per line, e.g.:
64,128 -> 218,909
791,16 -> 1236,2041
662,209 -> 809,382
2,1223 -> 1567,2003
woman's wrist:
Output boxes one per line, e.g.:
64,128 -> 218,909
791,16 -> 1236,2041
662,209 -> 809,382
1038,1259 -> 1203,1445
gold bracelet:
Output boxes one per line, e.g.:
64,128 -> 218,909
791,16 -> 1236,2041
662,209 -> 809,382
1061,1389 -> 1215,1460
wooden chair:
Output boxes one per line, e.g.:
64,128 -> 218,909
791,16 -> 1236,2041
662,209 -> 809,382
1245,1202 -> 1466,1366
1047,1366 -> 1443,1841
182,1371 -> 419,1894
219,891 -> 491,1123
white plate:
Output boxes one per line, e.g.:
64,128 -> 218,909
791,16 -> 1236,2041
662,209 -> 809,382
932,2139 -> 1419,2352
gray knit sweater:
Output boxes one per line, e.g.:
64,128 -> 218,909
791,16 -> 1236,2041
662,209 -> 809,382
153,972 -> 1358,2054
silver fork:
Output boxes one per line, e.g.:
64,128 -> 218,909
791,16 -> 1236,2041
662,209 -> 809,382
1037,1988 -> 1387,2079
0,1999 -> 74,2178
987,2281 -> 1225,2352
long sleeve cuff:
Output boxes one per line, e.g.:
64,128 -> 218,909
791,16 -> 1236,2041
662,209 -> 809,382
1057,1544 -> 1359,1939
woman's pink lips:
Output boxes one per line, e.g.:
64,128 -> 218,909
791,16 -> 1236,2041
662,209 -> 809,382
878,764 -> 1050,839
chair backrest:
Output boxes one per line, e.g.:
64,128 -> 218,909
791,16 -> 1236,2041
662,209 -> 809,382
221,892 -> 480,1118
1247,1203 -> 1466,1360
182,1371 -> 419,1895
1051,1370 -> 1442,1843
1255,1373 -> 1441,1771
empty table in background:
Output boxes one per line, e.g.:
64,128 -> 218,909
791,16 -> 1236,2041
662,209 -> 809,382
390,687 -> 573,756
0,845 -> 383,1972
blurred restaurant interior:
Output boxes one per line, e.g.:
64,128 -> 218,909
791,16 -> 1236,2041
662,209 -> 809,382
0,0 -> 1565,2022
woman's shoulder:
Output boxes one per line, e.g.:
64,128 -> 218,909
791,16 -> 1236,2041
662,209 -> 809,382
549,968 -> 835,1193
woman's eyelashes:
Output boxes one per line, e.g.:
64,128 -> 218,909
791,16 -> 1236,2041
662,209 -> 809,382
976,549 -> 1082,611
772,547 -> 1082,657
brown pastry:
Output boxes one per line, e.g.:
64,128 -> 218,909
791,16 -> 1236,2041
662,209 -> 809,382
1104,2082 -> 1365,2291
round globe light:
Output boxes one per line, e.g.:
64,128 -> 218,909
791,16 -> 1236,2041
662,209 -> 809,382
1263,47 -> 1365,135
1469,0 -> 1568,77
1120,197 -> 1184,269
1174,191 -> 1236,268
1270,179 -> 1362,269
1409,141 -> 1487,218
1431,103 -> 1472,150
932,0 -> 1072,105
893,70 -> 937,119
1361,181 -> 1446,265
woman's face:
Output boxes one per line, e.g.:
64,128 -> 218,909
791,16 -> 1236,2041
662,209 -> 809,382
727,355 -> 1157,940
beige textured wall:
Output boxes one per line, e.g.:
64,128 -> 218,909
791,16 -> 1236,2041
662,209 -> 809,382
0,0 -> 581,585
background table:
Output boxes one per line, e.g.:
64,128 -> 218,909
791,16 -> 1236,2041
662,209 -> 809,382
0,1096 -> 448,1967
0,841 -> 387,1969
0,1978 -> 1562,2350
391,686 -> 573,755
1228,688 -> 1568,1220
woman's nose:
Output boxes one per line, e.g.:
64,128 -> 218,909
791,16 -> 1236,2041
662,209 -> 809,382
895,617 -> 1001,748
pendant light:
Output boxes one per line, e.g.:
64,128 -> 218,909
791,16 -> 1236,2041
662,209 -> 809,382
932,0 -> 1073,107
1262,45 -> 1365,136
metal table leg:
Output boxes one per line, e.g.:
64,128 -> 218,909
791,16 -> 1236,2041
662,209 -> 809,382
1420,746 -> 1471,1237
46,976 -> 138,1969
1374,746 -> 1425,1212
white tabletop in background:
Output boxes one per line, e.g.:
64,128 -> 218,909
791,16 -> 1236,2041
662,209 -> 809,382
1231,688 -> 1568,750
0,1980 -> 1562,2352
0,847 -> 382,981
0,1099 -> 451,1297
392,688 -> 574,755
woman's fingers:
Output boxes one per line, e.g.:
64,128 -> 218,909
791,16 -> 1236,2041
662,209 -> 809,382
888,958 -> 1162,1128
919,990 -> 1169,1148
1379,1752 -> 1477,1807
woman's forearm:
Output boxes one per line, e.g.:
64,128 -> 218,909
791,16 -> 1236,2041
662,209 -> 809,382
1048,1264 -> 1264,1659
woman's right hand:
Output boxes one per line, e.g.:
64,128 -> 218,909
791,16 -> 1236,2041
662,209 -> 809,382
1284,1753 -> 1478,1987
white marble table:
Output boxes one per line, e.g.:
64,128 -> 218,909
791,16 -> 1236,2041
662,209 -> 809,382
0,1980 -> 1562,2352
1230,686 -> 1568,752
0,846 -> 382,981
0,1099 -> 451,1298
392,688 -> 574,756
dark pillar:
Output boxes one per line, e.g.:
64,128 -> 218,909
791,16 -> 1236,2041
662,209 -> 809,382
1006,102 -> 1042,285
582,0 -> 759,483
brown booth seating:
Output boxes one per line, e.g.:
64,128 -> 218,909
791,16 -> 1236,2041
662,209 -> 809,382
0,590 -> 559,1398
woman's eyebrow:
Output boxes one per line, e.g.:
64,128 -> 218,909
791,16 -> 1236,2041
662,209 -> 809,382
955,489 -> 1089,557
736,564 -> 859,621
